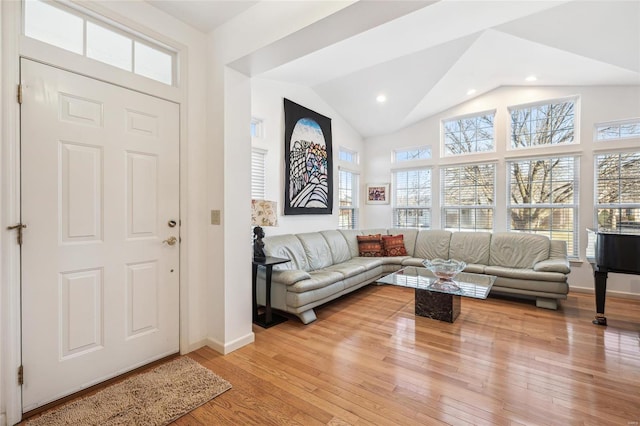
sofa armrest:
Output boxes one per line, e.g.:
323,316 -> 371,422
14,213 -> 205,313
273,270 -> 312,286
533,258 -> 570,274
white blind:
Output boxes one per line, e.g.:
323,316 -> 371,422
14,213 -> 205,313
251,148 -> 266,199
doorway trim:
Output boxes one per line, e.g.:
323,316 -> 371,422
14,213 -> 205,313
1,2 -> 193,423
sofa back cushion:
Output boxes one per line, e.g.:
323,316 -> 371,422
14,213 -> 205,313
297,232 -> 334,271
388,228 -> 418,256
449,232 -> 491,264
263,234 -> 309,271
489,232 -> 550,268
321,230 -> 352,264
338,229 -> 363,258
413,230 -> 452,260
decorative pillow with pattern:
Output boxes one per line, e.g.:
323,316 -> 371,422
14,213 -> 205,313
382,234 -> 408,256
357,234 -> 384,257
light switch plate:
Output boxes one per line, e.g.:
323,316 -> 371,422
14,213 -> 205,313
211,210 -> 221,225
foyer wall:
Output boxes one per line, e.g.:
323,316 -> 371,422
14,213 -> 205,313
363,85 -> 640,297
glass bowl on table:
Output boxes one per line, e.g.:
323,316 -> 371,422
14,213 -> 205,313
422,258 -> 466,291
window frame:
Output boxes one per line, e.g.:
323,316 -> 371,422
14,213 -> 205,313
338,168 -> 359,230
251,148 -> 267,200
441,162 -> 496,232
506,155 -> 580,257
593,150 -> 640,233
392,167 -> 432,229
594,118 -> 640,142
23,0 -> 178,86
508,96 -> 578,151
393,146 -> 432,163
339,147 -> 358,164
441,109 -> 496,157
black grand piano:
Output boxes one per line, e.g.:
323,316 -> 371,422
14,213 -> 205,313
587,228 -> 640,325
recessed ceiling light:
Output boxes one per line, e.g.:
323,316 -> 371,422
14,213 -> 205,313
376,94 -> 387,103
525,75 -> 537,82
466,89 -> 477,96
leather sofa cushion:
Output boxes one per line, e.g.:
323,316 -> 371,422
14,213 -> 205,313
414,230 -> 452,260
325,261 -> 367,279
288,270 -> 344,293
485,266 -> 567,282
388,228 -> 418,256
263,234 -> 309,271
297,232 -> 334,271
339,229 -> 364,258
489,232 -> 549,269
321,230 -> 352,264
449,232 -> 491,265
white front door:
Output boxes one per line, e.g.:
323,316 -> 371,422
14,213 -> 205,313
20,59 -> 180,412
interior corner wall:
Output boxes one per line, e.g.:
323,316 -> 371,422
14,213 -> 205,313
363,85 -> 640,298
251,78 -> 365,236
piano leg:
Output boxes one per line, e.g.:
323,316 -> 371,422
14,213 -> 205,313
593,269 -> 608,326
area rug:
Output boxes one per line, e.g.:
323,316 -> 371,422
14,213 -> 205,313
26,356 -> 232,426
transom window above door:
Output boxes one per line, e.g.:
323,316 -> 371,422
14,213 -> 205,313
23,0 -> 176,86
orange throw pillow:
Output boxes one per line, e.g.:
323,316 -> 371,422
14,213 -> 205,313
357,234 -> 384,257
382,234 -> 408,256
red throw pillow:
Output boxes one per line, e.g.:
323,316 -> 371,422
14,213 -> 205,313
357,234 -> 384,257
382,234 -> 408,256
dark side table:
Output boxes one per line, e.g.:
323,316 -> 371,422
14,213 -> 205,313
252,256 -> 290,328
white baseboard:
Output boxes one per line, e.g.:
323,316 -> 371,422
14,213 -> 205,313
205,332 -> 254,355
570,286 -> 640,300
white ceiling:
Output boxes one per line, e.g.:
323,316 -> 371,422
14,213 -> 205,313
147,0 -> 640,138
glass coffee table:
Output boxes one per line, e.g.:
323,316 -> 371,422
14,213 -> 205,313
377,266 -> 496,323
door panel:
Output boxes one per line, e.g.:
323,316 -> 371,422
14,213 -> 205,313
20,59 -> 180,411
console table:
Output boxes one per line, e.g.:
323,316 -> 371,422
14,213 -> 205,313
252,256 -> 290,328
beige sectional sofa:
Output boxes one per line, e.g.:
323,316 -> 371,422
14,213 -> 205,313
256,229 -> 570,324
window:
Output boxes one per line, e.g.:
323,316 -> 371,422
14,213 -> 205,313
595,119 -> 640,141
251,148 -> 267,200
595,151 -> 640,232
251,117 -> 264,139
507,156 -> 579,256
510,99 -> 576,148
338,170 -> 359,229
394,146 -> 431,162
339,147 -> 358,163
393,168 -> 431,228
24,0 -> 176,85
442,163 -> 495,231
443,112 -> 494,155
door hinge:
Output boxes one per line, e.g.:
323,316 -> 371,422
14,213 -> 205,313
18,365 -> 23,385
17,84 -> 23,104
7,223 -> 27,245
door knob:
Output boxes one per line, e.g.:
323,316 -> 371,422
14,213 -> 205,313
163,236 -> 178,246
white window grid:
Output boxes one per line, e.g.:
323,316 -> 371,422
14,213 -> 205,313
509,98 -> 576,149
594,118 -> 640,141
393,168 -> 431,228
442,111 -> 495,156
251,148 -> 267,200
23,0 -> 177,86
441,163 -> 495,232
339,147 -> 358,164
394,146 -> 431,162
594,151 -> 640,233
338,169 -> 359,229
506,156 -> 579,257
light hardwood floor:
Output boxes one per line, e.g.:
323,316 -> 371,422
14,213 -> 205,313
172,287 -> 640,425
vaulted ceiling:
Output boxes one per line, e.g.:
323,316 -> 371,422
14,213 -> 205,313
147,1 -> 640,138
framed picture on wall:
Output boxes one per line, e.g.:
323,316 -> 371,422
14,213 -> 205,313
283,98 -> 333,215
366,183 -> 390,204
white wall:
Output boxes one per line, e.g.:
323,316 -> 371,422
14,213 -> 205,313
364,85 -> 640,297
251,78 -> 365,235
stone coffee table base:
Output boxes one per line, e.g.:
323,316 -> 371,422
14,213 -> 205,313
415,288 -> 461,323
